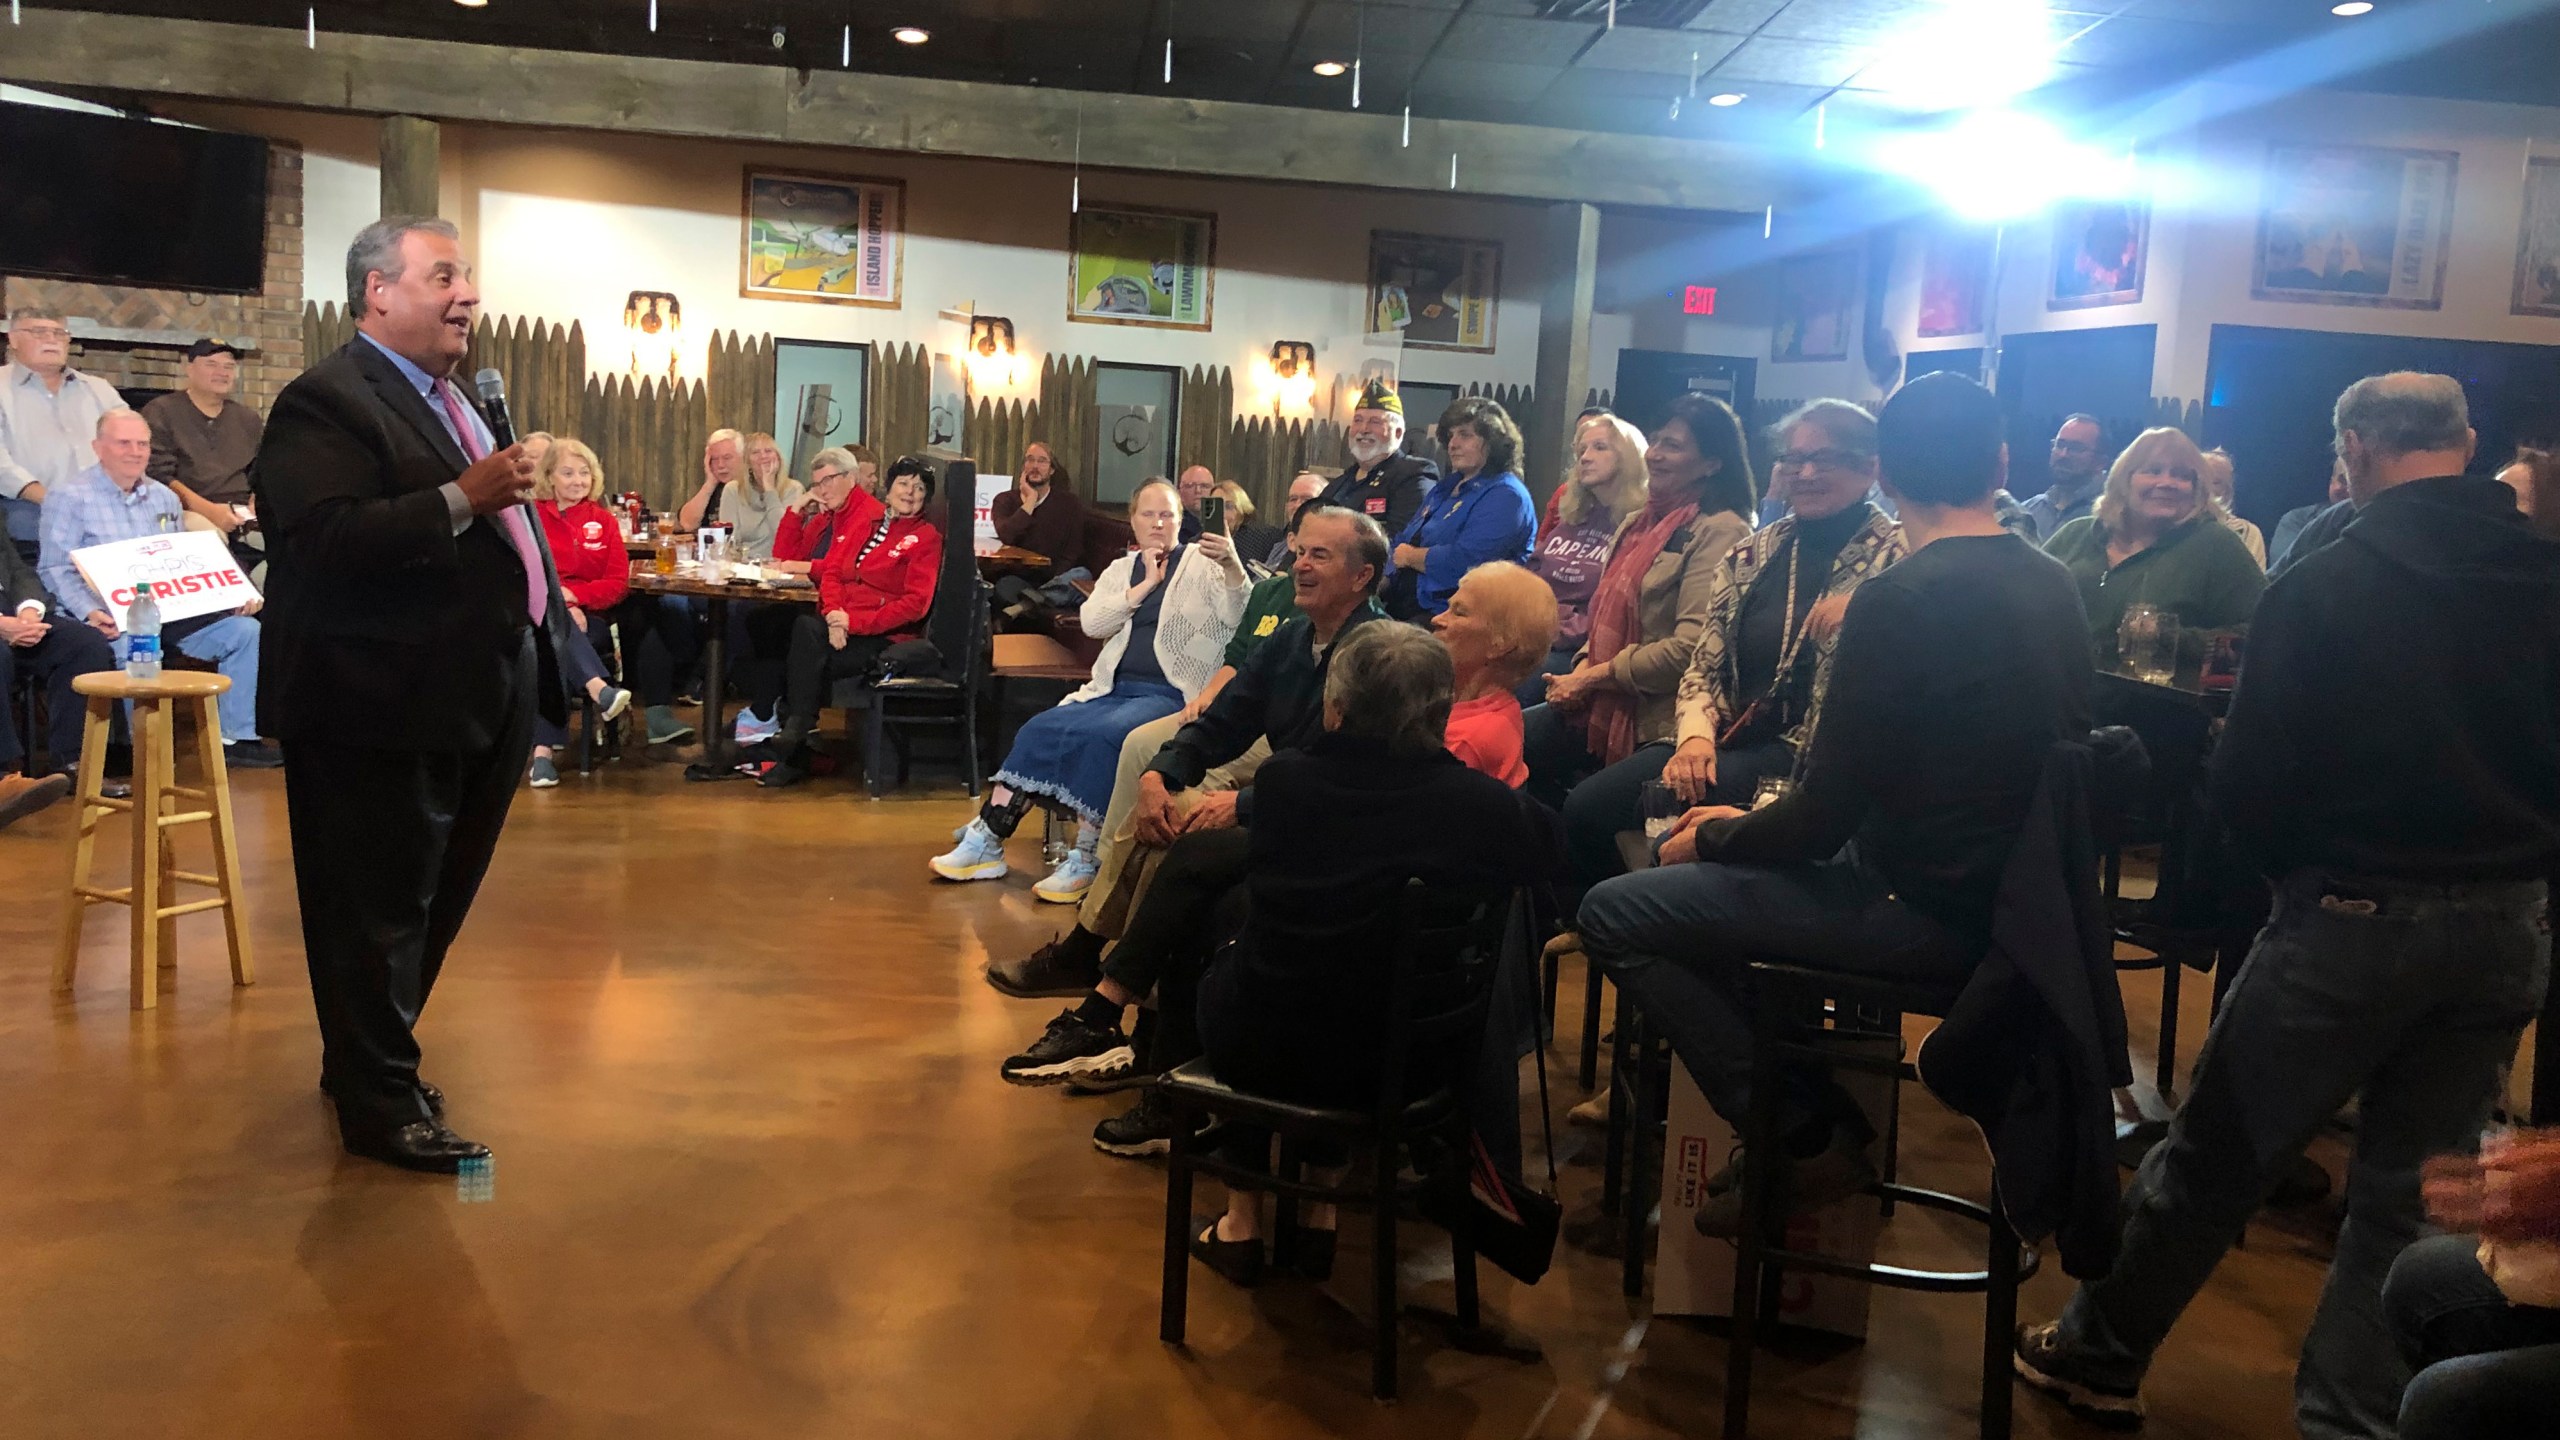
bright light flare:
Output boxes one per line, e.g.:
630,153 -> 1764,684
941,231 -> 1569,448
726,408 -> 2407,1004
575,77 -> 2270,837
1877,109 -> 2142,220
1860,0 -> 2058,111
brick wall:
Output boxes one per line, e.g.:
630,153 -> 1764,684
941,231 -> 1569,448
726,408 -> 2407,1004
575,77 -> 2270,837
2,142 -> 304,411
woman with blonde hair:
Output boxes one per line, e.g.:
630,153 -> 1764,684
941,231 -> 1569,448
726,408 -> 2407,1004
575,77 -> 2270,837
2196,448 -> 2267,568
1214,480 -> 1286,571
2044,426 -> 2265,663
1524,412 -> 1648,699
522,437 -> 634,787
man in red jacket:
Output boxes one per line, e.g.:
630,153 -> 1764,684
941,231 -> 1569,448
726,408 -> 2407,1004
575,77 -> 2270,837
758,457 -> 943,789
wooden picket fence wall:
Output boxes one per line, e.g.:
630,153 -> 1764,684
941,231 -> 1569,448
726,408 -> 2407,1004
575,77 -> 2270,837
868,341 -> 936,466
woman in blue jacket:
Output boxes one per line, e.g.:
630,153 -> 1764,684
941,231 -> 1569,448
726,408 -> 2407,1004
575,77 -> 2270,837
1384,397 -> 1538,621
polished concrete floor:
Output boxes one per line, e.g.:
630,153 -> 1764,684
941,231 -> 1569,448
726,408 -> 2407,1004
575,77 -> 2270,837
0,733 -> 2528,1439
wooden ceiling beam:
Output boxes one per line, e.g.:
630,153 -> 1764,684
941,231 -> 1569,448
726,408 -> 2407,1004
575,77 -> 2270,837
0,9 -> 1800,213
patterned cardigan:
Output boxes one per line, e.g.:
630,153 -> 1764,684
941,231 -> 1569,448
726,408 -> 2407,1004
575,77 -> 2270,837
1672,505 -> 1907,755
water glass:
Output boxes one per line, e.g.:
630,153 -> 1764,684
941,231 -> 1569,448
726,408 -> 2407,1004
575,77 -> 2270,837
1751,776 -> 1795,811
1639,780 -> 1684,839
1042,807 -> 1076,867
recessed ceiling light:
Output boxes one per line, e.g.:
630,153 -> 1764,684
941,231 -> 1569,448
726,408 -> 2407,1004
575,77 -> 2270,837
1707,92 -> 1745,107
891,25 -> 930,45
454,0 -> 487,7
2330,1 -> 2373,12
1312,60 -> 1349,77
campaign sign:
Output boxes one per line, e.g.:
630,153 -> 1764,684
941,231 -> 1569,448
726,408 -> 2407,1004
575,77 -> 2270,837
70,531 -> 260,624
973,473 -> 1012,557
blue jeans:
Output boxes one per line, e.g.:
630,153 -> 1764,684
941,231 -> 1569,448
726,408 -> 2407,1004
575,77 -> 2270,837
169,613 -> 261,742
534,611 -> 616,751
2053,869 -> 2550,1440
1579,847 -> 1975,1137
2385,1233 -> 2560,1439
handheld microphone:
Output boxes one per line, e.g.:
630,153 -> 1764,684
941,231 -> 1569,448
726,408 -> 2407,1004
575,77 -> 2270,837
473,368 -> 519,449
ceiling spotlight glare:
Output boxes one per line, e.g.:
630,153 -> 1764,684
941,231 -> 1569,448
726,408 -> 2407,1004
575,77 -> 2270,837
1707,92 -> 1745,107
1312,60 -> 1348,77
892,25 -> 931,45
454,0 -> 488,8
2330,1 -> 2374,12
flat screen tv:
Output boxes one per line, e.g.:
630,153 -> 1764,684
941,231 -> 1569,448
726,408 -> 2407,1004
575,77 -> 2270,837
0,101 -> 269,294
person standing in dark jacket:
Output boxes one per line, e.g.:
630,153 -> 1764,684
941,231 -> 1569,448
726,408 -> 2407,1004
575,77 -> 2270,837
1580,373 -> 2094,1235
2016,372 -> 2560,1438
1316,379 -> 1437,541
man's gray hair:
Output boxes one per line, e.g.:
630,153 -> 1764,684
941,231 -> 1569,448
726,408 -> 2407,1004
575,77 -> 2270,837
1777,398 -> 1878,458
8,305 -> 66,326
1323,622 -> 1455,759
1300,505 -> 1390,594
2334,372 -> 2469,459
95,406 -> 145,437
346,216 -> 460,311
810,445 -> 860,476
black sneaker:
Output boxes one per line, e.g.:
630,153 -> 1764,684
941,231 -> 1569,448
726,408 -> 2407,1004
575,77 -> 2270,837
1066,1063 -> 1161,1096
985,930 -> 1106,999
2013,1321 -> 2145,1430
1092,1089 -> 1193,1158
999,1010 -> 1135,1087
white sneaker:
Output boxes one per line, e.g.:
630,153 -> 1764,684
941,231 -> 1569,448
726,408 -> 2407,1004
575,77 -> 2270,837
734,706 -> 779,745
930,819 -> 1010,882
592,685 -> 633,724
1032,847 -> 1100,904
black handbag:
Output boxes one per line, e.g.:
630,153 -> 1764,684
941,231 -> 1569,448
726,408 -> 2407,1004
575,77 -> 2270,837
1421,1129 -> 1563,1285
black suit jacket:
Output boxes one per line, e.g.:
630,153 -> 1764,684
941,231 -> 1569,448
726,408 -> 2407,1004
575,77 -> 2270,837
1,534 -> 58,615
250,338 -> 570,751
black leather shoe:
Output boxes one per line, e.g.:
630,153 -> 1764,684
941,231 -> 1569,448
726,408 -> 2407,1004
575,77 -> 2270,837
342,1119 -> 490,1174
1189,1215 -> 1264,1289
319,1078 -> 445,1118
985,931 -> 1105,999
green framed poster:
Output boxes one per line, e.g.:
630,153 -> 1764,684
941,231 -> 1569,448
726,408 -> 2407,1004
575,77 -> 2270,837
1068,205 -> 1216,331
741,168 -> 904,308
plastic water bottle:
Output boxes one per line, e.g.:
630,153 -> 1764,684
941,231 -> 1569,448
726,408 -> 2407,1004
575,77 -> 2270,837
124,584 -> 163,680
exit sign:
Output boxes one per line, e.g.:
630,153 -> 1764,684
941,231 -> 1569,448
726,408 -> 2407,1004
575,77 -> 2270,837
1682,285 -> 1718,315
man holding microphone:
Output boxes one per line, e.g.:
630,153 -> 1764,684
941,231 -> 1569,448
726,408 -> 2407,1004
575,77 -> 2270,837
253,217 -> 571,1173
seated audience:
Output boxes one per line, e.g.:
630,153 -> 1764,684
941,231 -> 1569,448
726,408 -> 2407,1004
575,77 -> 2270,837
0,524 -> 114,788
989,441 -> 1093,622
1316,380 -> 1437,539
1216,479 -> 1284,572
1521,393 -> 1759,904
983,502 -> 1387,1006
2385,1130 -> 2560,1439
1428,561 -> 1556,787
2497,446 -> 2560,540
524,438 -> 635,788
1580,373 -> 2093,1236
699,430 -> 803,560
758,458 -> 944,789
2043,426 -> 2266,665
2019,413 -> 2110,541
1656,400 -> 1906,831
39,409 -> 279,767
1261,472 -> 1328,569
1,305 -> 123,565
1524,412 -> 1648,701
2198,447 -> 2267,567
2271,457 -> 2350,570
2015,372 -> 2560,1436
625,430 -> 752,745
1384,397 -> 1536,621
934,478 -> 1249,895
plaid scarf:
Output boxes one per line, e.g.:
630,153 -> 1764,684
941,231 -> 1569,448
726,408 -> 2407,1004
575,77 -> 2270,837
1581,497 -> 1698,765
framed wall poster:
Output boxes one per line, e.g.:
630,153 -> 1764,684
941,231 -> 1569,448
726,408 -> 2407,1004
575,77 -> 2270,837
1368,231 -> 1502,353
2049,201 -> 2149,311
1919,223 -> 1994,337
2513,156 -> 2560,319
2253,144 -> 2459,310
1068,205 -> 1216,331
741,170 -> 903,308
1770,250 -> 1858,363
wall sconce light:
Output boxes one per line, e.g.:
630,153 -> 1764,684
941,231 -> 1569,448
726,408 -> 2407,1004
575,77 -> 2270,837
623,290 -> 682,381
1264,339 -> 1318,412
966,314 -> 1026,391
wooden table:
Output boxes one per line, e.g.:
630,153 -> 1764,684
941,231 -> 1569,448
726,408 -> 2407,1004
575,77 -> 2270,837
977,545 -> 1049,579
627,567 -> 818,778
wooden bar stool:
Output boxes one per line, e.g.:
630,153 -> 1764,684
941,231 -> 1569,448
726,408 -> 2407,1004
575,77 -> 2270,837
54,671 -> 253,1010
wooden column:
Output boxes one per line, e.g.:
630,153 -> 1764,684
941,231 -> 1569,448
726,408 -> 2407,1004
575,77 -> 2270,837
1529,202 -> 1601,513
379,115 -> 440,218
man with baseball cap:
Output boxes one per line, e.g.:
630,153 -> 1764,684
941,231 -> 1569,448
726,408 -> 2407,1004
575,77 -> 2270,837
1316,377 -> 1437,542
141,338 -> 266,570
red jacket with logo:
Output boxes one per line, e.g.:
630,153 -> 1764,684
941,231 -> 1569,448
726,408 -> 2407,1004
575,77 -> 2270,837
773,496 -> 873,564
537,497 -> 628,612
818,490 -> 942,637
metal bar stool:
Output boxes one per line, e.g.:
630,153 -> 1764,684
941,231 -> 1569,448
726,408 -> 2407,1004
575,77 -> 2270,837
53,671 -> 253,1009
1724,960 -> 2038,1440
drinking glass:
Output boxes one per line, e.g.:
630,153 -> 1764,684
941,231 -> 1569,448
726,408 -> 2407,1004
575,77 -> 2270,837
2136,613 -> 2182,685
1751,776 -> 1795,811
1041,806 -> 1076,867
1639,780 -> 1684,839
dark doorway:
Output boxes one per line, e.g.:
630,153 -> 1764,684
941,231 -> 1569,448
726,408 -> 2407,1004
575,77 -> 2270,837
1996,325 -> 2158,500
1612,349 -> 1758,439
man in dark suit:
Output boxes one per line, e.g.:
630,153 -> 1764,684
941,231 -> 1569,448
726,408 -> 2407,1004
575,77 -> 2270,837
0,532 -> 114,794
252,216 -> 571,1173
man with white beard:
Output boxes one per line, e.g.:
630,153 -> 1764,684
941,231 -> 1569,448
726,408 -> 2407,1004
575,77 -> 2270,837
1316,379 -> 1437,543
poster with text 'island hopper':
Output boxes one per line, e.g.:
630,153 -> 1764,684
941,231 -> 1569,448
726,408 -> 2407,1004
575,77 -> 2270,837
741,170 -> 903,308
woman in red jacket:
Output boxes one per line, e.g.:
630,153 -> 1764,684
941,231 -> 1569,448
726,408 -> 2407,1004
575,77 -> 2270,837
759,456 -> 944,789
525,438 -> 634,787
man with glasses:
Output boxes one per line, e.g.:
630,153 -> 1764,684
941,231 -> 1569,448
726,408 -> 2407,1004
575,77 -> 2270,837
2020,413 -> 2109,542
0,307 -> 125,565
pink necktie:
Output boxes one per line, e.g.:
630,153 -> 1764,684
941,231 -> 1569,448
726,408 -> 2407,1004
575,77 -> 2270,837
435,379 -> 547,624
